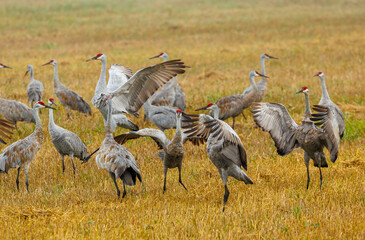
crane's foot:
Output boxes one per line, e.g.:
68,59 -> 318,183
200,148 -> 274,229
122,184 -> 127,198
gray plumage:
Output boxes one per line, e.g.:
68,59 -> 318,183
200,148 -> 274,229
25,65 -> 44,107
42,59 -> 91,119
204,71 -> 268,129
0,118 -> 14,144
115,110 -> 188,193
143,100 -> 177,131
0,97 -> 35,125
48,99 -> 88,174
314,72 -> 345,138
182,103 -> 253,212
0,102 -> 54,192
251,87 -> 339,189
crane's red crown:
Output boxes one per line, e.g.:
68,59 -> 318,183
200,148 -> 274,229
38,101 -> 45,105
49,60 -> 54,63
49,98 -> 55,102
264,53 -> 269,56
318,72 -> 323,75
105,97 -> 110,101
159,52 -> 164,56
255,71 -> 260,74
176,109 -> 182,113
0,63 -> 3,65
96,53 -> 103,57
207,103 -> 214,107
302,86 -> 308,90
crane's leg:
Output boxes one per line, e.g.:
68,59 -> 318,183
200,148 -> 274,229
241,112 -> 247,120
70,155 -> 76,175
122,183 -> 127,198
61,155 -> 65,173
31,101 -> 34,108
318,166 -> 323,189
163,166 -> 168,194
66,107 -> 70,119
219,169 -> 229,212
16,167 -> 21,191
304,153 -> 310,189
178,164 -> 188,191
24,166 -> 30,192
232,117 -> 235,129
109,172 -> 120,197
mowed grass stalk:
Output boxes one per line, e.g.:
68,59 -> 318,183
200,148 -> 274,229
0,0 -> 364,239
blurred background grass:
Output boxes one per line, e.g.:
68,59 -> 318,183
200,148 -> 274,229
0,0 -> 364,239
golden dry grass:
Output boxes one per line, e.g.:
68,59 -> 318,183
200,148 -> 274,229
0,0 -> 365,239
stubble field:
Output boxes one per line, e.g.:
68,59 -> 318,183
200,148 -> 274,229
0,0 -> 364,239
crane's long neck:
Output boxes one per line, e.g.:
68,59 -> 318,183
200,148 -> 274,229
105,101 -> 113,138
29,68 -> 35,82
96,57 -> 107,95
33,108 -> 44,141
176,115 -> 182,133
250,74 -> 258,91
320,76 -> 330,102
261,57 -> 266,76
48,108 -> 56,130
53,63 -> 61,89
212,107 -> 220,119
303,93 -> 312,120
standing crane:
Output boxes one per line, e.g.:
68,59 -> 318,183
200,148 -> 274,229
0,102 -> 55,191
182,103 -> 253,211
197,71 -> 268,129
148,52 -> 186,110
25,65 -> 44,107
48,98 -> 88,174
83,97 -> 142,198
115,109 -> 188,193
86,53 -> 138,132
313,72 -> 345,138
251,86 -> 339,189
0,97 -> 35,126
42,59 -> 91,119
242,53 -> 278,101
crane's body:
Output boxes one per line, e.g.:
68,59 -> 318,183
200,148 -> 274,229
48,98 -> 88,174
115,110 -> 187,193
183,103 -> 253,211
0,118 -> 14,144
143,100 -> 177,131
85,97 -> 142,198
0,97 -> 35,125
0,102 -> 55,191
42,59 -> 91,119
25,65 -> 44,107
205,71 -> 268,129
314,72 -> 345,138
242,53 -> 277,101
251,87 -> 339,189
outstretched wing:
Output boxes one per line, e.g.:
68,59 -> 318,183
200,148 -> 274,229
114,128 -> 170,150
107,64 -> 133,92
310,105 -> 339,163
251,102 -> 299,156
110,60 -> 187,117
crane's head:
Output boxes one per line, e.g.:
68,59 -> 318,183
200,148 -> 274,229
195,103 -> 216,111
176,109 -> 182,118
24,65 -> 33,77
313,72 -> 324,78
296,86 -> 309,94
0,63 -> 12,69
150,52 -> 168,61
86,53 -> 105,62
48,98 -> 57,106
252,70 -> 269,78
34,101 -> 56,110
42,59 -> 56,66
262,53 -> 278,60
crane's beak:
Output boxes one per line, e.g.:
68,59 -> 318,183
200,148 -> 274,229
50,101 -> 57,106
267,54 -> 278,59
149,54 -> 161,59
195,105 -> 209,111
86,56 -> 98,62
41,61 -> 52,66
296,89 -> 304,94
44,104 -> 57,110
24,70 -> 29,77
257,72 -> 269,78
2,65 -> 12,69
313,73 -> 320,77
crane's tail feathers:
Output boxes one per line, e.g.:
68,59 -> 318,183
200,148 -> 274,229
122,168 -> 142,185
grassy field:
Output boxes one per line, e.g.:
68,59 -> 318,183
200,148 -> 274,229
0,0 -> 364,238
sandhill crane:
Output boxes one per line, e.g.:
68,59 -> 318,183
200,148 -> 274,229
25,65 -> 44,107
115,109 -> 188,193
251,86 -> 339,189
0,63 -> 12,69
0,97 -> 35,125
0,118 -> 14,144
86,53 -> 138,132
148,52 -> 186,110
0,102 -> 55,191
199,71 -> 268,129
182,103 -> 253,211
242,53 -> 278,101
314,72 -> 345,138
48,98 -> 88,174
143,99 -> 178,131
84,97 -> 142,198
42,59 -> 91,119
